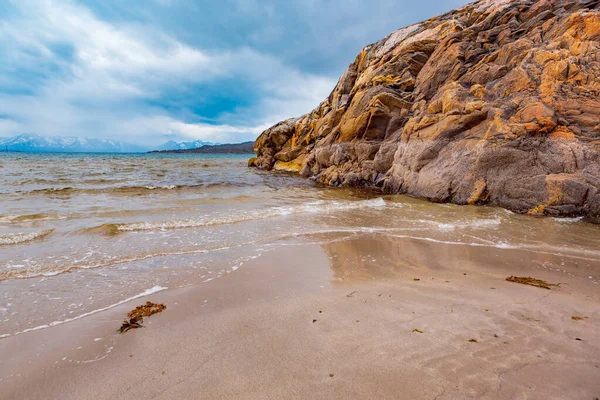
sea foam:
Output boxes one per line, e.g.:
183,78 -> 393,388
0,230 -> 54,246
113,198 -> 387,233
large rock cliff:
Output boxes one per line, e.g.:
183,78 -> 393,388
251,0 -> 600,219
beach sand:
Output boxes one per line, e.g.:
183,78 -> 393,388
1,234 -> 599,399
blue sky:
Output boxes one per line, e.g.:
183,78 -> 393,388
0,0 -> 468,145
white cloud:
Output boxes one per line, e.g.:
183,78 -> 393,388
0,0 -> 336,145
116,115 -> 271,143
0,118 -> 22,135
3,0 -> 220,99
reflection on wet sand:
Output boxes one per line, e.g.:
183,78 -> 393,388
322,233 -> 600,294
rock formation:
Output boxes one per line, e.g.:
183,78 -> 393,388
251,0 -> 600,219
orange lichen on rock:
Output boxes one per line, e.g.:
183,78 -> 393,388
468,179 -> 488,205
527,204 -> 546,216
549,126 -> 576,140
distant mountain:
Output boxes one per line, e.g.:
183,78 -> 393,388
0,134 -> 146,153
149,141 -> 254,154
156,140 -> 219,151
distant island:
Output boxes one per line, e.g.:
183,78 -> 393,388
149,141 -> 254,154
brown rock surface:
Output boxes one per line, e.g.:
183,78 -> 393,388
252,0 -> 600,219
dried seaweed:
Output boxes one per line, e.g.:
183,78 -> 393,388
119,301 -> 166,334
506,275 -> 557,290
571,316 -> 588,321
467,339 -> 478,343
521,314 -> 541,323
412,329 -> 423,333
127,301 -> 167,319
119,316 -> 144,333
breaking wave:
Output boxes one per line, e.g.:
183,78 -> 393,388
100,198 -> 387,233
0,230 -> 54,246
18,182 -> 256,196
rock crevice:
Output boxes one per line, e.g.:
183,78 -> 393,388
251,0 -> 600,219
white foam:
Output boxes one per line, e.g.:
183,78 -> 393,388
115,198 -> 387,232
2,242 -> 248,280
418,217 -> 501,231
0,285 -> 167,339
552,217 -> 584,223
144,185 -> 176,190
0,230 -> 53,246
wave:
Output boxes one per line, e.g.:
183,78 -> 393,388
0,213 -> 64,223
0,285 -> 167,340
14,181 -> 254,196
385,233 -> 600,261
552,216 -> 584,223
418,217 -> 502,231
30,187 -> 74,194
144,185 -> 176,190
105,198 -> 387,233
3,219 -> 599,282
0,229 -> 54,246
0,242 -> 247,281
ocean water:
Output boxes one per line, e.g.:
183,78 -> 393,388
1,152 -> 599,338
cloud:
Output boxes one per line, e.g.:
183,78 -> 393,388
0,0 -> 468,145
115,115 -> 271,143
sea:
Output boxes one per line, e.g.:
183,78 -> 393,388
1,152 -> 599,339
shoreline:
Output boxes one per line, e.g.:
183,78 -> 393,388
1,235 -> 599,399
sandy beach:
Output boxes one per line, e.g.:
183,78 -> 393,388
2,234 -> 598,400
2,0 -> 600,398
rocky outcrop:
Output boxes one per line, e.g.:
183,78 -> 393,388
251,0 -> 600,219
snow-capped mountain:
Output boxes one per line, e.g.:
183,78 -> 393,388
157,140 -> 219,151
0,134 -> 147,153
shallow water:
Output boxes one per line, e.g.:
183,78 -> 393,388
1,152 -> 599,338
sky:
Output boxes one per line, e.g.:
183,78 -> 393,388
0,0 -> 468,145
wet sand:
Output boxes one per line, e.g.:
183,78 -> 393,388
1,235 -> 599,400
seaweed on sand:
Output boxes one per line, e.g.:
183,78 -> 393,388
118,301 -> 167,334
127,301 -> 167,319
505,276 -> 558,290
119,316 -> 144,333
571,316 -> 588,321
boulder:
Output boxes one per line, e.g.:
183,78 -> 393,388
252,0 -> 600,220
